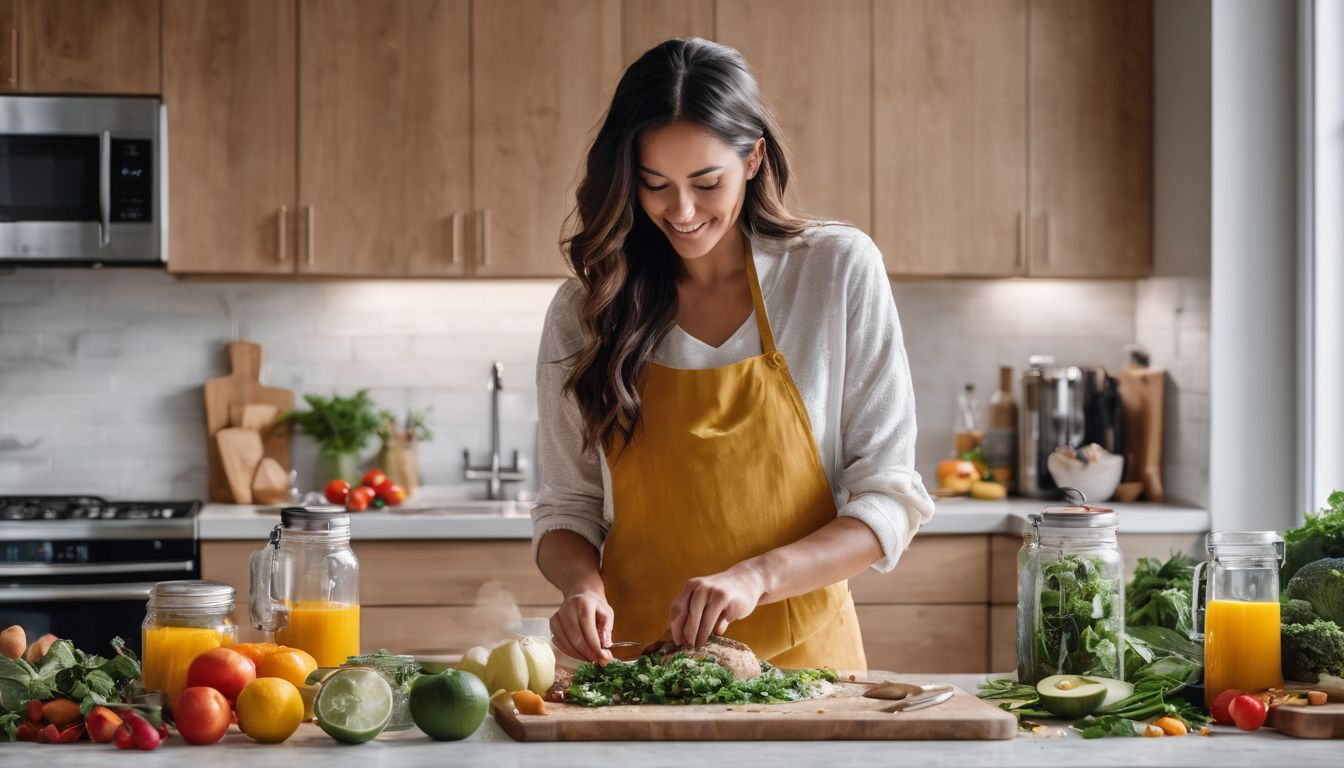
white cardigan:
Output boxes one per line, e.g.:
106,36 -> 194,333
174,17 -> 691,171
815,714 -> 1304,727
531,224 -> 936,573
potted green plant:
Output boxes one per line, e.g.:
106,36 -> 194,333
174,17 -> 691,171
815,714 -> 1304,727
378,407 -> 433,497
283,390 -> 383,485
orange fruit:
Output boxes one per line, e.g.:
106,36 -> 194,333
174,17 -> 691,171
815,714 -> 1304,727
236,677 -> 304,743
257,647 -> 318,688
230,642 -> 282,667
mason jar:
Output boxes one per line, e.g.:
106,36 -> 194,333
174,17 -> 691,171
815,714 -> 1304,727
1016,497 -> 1125,684
142,580 -> 237,706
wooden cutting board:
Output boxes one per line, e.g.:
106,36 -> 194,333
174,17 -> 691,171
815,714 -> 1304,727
203,341 -> 294,503
1117,365 -> 1165,502
1269,702 -> 1344,738
491,675 -> 1016,741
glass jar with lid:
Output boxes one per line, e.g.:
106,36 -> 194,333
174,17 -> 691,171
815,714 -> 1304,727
1016,492 -> 1125,684
1193,530 -> 1284,705
342,650 -> 421,731
142,580 -> 237,705
250,506 -> 360,667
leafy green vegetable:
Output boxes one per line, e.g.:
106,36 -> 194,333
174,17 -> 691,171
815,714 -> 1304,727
1283,557 -> 1344,626
1027,554 -> 1122,682
1125,553 -> 1195,636
1281,618 -> 1344,683
1283,490 -> 1344,584
1123,625 -> 1203,686
1281,598 -> 1319,626
566,654 -> 836,707
283,389 -> 384,454
1073,674 -> 1210,738
0,636 -> 141,739
0,712 -> 17,741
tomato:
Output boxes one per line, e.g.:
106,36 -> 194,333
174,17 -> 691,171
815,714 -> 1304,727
374,480 -> 407,506
1209,688 -> 1244,725
323,479 -> 351,505
346,486 -> 376,511
361,469 -> 388,489
174,687 -> 231,745
1228,694 -> 1268,731
186,647 -> 256,703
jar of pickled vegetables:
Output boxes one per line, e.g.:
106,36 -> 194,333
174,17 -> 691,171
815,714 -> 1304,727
142,580 -> 237,706
1016,493 -> 1125,684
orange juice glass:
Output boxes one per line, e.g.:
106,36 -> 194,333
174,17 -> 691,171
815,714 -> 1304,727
141,581 -> 237,706
1193,531 -> 1285,706
275,601 -> 360,666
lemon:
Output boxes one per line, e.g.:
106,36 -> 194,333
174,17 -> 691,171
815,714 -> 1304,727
315,668 -> 393,744
236,677 -> 305,743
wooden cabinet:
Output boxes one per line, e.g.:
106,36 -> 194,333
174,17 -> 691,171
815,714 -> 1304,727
17,0 -> 159,94
621,0 -> 713,64
164,0 -> 296,275
873,0 -> 1027,277
0,1 -> 16,91
716,0 -> 871,230
470,0 -> 621,277
1028,0 -> 1151,277
298,0 -> 471,277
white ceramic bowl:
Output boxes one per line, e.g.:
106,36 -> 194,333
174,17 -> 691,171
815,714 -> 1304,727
1047,449 -> 1124,503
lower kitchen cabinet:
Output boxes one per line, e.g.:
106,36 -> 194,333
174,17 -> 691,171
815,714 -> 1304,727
203,535 -> 1002,670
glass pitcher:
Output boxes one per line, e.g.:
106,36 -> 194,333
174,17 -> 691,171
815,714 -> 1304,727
250,507 -> 360,667
1191,530 -> 1284,705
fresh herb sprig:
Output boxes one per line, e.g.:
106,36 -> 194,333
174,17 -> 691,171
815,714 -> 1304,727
567,654 -> 836,707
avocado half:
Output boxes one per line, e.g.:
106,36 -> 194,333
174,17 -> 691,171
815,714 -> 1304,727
1036,675 -> 1117,719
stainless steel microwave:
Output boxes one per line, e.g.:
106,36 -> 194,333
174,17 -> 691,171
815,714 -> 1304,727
0,96 -> 165,265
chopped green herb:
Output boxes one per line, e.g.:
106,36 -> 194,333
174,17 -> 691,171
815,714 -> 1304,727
566,653 -> 836,707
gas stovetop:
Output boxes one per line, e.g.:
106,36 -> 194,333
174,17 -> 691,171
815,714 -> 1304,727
0,496 -> 201,521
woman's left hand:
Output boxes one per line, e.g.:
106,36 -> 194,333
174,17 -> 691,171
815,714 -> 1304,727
669,562 -> 768,648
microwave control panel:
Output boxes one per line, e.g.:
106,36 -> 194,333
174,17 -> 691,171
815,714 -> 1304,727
110,138 -> 153,223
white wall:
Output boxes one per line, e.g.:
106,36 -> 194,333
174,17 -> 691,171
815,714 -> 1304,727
1209,0 -> 1299,532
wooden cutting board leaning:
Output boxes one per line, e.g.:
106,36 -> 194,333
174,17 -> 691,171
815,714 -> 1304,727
491,674 -> 1016,741
203,341 -> 294,503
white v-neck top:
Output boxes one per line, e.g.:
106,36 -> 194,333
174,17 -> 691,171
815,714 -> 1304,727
531,224 -> 936,573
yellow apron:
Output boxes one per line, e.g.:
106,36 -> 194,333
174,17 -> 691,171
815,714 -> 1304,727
601,243 -> 867,670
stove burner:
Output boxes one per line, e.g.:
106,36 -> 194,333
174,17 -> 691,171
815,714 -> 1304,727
0,496 -> 201,521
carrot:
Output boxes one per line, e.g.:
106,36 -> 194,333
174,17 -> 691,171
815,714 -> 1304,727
1308,690 -> 1328,706
511,690 -> 548,716
41,699 -> 83,729
1153,716 -> 1188,736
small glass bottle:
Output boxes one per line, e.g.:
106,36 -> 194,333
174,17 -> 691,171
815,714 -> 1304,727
953,382 -> 982,456
984,366 -> 1018,491
1017,493 -> 1125,684
142,580 -> 237,706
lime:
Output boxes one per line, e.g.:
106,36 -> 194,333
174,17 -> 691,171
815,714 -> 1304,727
315,668 -> 393,744
409,669 -> 489,741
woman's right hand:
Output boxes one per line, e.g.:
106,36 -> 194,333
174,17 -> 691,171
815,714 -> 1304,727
550,589 -> 615,665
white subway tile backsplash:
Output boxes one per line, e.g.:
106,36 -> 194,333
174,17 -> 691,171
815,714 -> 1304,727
0,268 -> 1210,505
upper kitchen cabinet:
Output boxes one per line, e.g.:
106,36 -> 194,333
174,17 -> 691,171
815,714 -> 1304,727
298,0 -> 471,277
621,0 -> 713,65
716,0 -> 871,231
16,0 -> 160,94
164,0 -> 297,275
873,0 -> 1027,277
1027,0 -> 1151,278
471,0 -> 621,277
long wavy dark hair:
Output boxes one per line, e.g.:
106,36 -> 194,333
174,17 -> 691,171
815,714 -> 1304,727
561,37 -> 812,453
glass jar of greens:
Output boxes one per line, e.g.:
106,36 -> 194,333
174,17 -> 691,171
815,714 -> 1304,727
343,650 -> 421,730
1016,495 -> 1125,684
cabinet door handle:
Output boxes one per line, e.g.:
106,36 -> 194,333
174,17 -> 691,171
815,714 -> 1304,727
98,130 -> 111,247
449,210 -> 462,266
1015,210 -> 1024,269
305,205 -> 315,266
1043,213 -> 1053,266
277,205 -> 288,263
480,208 -> 492,267
7,17 -> 16,86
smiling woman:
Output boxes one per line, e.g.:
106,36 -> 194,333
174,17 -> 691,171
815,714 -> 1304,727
531,38 -> 935,673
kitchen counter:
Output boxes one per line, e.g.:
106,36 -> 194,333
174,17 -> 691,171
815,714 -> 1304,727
12,675 -> 1332,766
198,494 -> 1209,540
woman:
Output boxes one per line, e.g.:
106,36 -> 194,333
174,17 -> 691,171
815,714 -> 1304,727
532,38 -> 934,670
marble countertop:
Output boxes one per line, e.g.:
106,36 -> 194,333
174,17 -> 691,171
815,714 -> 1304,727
198,492 -> 1210,540
10,674 -> 1332,766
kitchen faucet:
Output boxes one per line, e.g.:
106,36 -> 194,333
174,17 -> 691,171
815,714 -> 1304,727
463,361 -> 525,500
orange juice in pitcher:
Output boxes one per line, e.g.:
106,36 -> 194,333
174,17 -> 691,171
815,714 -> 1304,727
275,601 -> 360,667
1193,532 -> 1285,706
251,508 -> 361,667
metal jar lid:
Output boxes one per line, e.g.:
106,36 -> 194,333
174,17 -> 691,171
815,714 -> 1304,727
1036,487 -> 1118,528
280,506 -> 351,533
147,580 -> 235,612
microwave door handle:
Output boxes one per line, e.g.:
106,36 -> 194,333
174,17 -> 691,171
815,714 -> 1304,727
98,129 -> 111,248
0,583 -> 156,603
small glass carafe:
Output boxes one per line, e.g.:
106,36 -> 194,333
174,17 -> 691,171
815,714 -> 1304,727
1191,530 -> 1284,705
250,507 -> 361,667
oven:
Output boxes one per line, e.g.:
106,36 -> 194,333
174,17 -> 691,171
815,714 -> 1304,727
0,497 -> 199,655
0,96 -> 164,265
